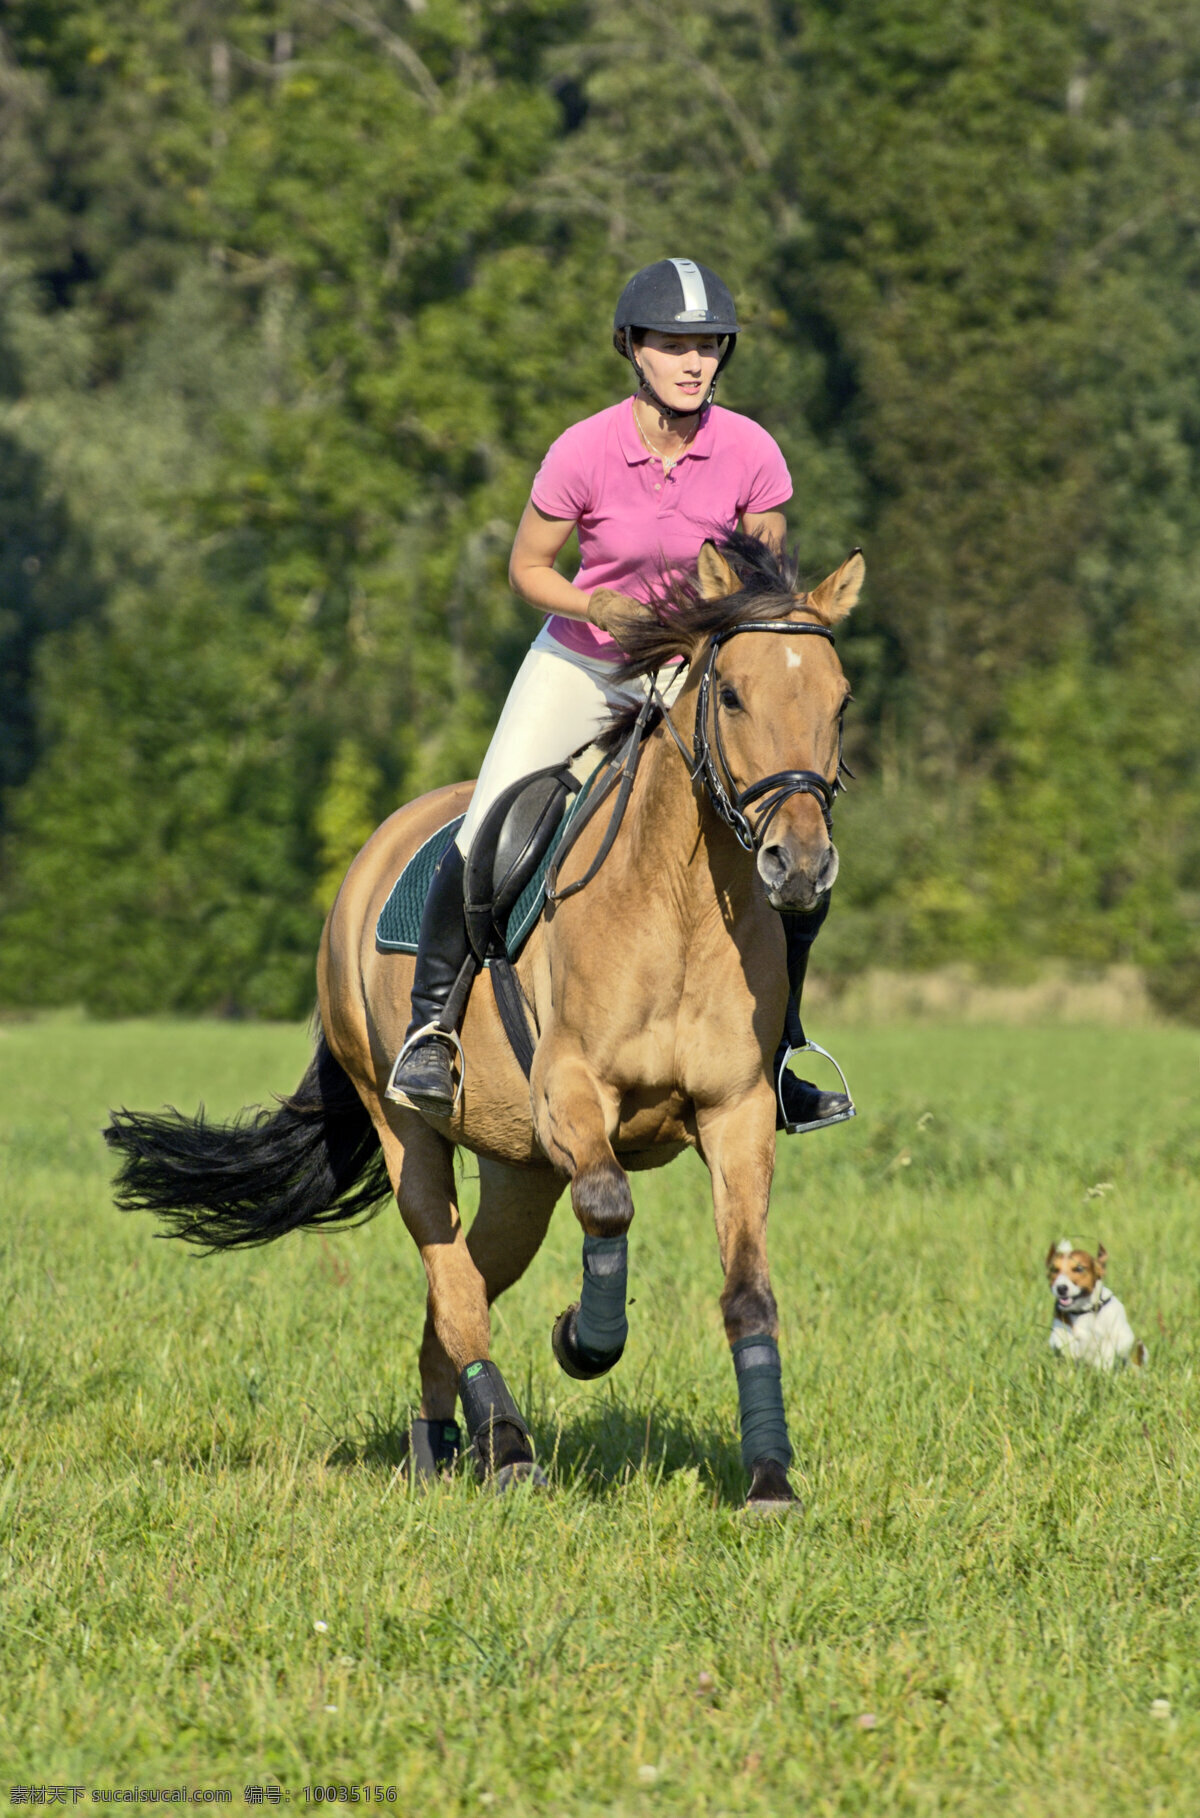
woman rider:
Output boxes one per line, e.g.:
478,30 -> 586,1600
389,257 -> 851,1134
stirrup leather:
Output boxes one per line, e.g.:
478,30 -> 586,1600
776,1038 -> 857,1135
385,1021 -> 466,1110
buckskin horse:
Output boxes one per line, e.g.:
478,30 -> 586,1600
107,533 -> 863,1512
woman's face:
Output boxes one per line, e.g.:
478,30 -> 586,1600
635,330 -> 722,415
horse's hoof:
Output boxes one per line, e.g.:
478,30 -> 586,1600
743,1456 -> 801,1518
552,1303 -> 625,1380
742,1495 -> 802,1521
471,1419 -> 539,1485
494,1459 -> 550,1493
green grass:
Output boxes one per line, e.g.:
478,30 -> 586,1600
1,1014 -> 1199,1813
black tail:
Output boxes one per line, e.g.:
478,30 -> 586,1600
104,1028 -> 390,1250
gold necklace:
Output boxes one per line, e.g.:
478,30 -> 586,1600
633,399 -> 695,472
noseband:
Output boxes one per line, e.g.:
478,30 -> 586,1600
685,619 -> 850,854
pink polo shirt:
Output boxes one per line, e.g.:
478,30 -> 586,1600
530,398 -> 792,660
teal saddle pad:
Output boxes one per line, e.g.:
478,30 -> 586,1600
374,770 -> 600,963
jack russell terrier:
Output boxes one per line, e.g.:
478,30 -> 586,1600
1046,1241 -> 1148,1369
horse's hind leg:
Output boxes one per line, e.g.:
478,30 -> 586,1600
696,1099 -> 800,1514
372,1111 -> 544,1485
417,1157 -> 565,1435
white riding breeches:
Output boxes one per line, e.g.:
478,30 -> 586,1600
454,622 -> 684,858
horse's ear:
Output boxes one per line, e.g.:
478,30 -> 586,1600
697,540 -> 740,601
807,549 -> 865,624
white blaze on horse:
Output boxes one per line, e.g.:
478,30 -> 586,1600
106,534 -> 863,1511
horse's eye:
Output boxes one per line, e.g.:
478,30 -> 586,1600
719,684 -> 742,712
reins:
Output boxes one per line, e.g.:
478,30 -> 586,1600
544,687 -> 659,905
545,612 -> 850,904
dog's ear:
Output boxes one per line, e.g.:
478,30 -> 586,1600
1096,1243 -> 1108,1275
1045,1243 -> 1061,1274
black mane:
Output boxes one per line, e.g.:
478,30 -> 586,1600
592,531 -> 806,754
609,530 -> 804,685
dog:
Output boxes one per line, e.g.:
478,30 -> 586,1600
1046,1240 -> 1148,1369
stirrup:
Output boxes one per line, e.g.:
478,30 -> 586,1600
385,1021 -> 466,1110
776,1038 -> 857,1136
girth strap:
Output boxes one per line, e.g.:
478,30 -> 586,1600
490,952 -> 537,1079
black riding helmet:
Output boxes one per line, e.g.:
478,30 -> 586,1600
613,258 -> 739,418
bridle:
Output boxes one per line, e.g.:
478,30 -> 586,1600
547,612 -> 852,904
667,617 -> 852,854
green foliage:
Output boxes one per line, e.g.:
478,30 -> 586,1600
314,737 -> 382,912
0,290 -> 102,803
0,0 -> 1198,1012
0,583 -> 323,1017
2,1017 -> 1199,1806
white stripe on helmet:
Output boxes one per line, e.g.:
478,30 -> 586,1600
668,258 -> 711,322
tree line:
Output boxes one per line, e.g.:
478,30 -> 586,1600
1,0 -> 1197,1017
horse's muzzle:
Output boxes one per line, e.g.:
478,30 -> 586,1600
757,837 -> 839,910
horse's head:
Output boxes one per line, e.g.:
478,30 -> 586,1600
691,539 -> 863,910
605,532 -> 863,910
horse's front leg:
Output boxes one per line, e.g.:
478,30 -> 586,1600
531,1037 -> 633,1380
696,1095 -> 800,1512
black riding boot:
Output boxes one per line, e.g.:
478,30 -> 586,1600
775,899 -> 855,1135
385,841 -> 475,1117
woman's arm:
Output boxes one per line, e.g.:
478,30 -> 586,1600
509,498 -> 786,625
741,508 -> 786,548
509,500 -> 642,628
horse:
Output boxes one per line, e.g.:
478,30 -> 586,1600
106,532 -> 863,1511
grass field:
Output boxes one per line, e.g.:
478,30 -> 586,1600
1,1014 -> 1198,1813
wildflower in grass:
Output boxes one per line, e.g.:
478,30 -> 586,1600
636,1766 -> 659,1785
313,1620 -> 328,1633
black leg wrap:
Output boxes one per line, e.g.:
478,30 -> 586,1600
458,1360 -> 534,1478
732,1334 -> 793,1472
552,1235 -> 628,1379
407,1417 -> 461,1481
577,1234 -> 629,1358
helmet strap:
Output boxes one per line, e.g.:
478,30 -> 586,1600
623,329 -> 728,420
634,368 -> 713,422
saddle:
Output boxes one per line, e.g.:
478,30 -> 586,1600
462,765 -> 581,964
376,763 -> 593,1075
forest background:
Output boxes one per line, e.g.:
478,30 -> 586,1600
1,0 -> 1198,1022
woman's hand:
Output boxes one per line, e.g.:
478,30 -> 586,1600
587,588 -> 651,634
